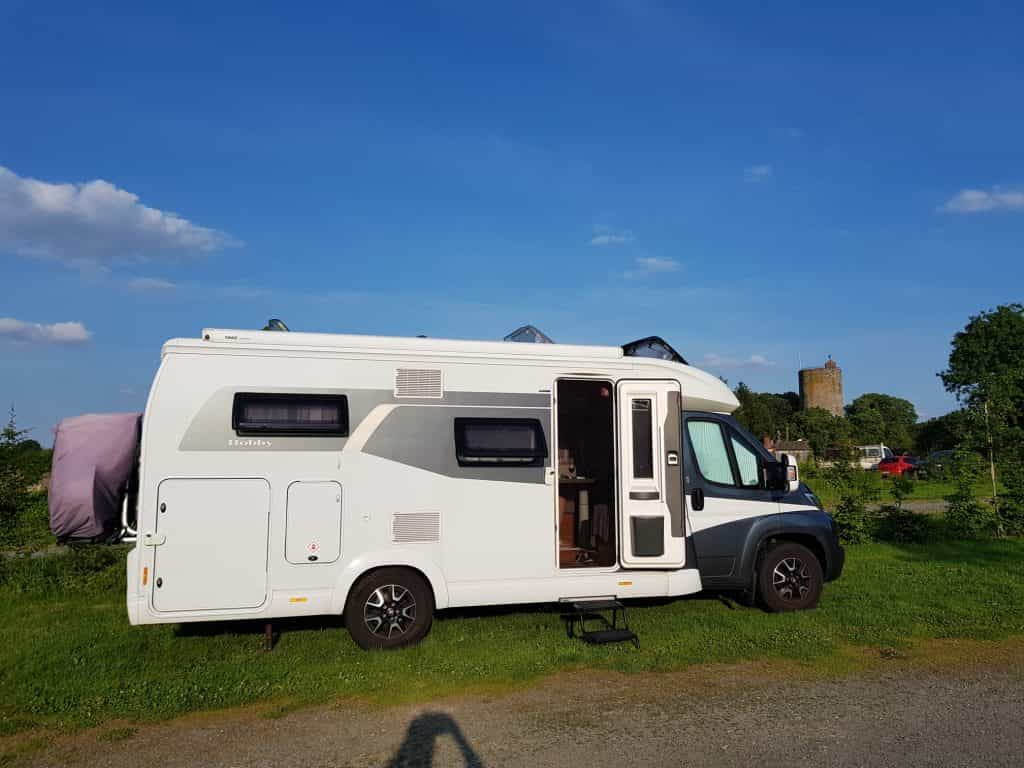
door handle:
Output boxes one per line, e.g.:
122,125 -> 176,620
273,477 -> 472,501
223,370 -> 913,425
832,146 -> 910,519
690,488 -> 704,511
142,532 -> 166,547
666,450 -> 679,466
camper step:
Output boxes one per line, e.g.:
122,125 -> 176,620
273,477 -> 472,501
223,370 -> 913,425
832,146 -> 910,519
579,627 -> 639,646
563,598 -> 639,649
569,598 -> 622,612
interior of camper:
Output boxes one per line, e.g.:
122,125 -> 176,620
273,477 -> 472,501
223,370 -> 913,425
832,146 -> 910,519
556,379 -> 617,568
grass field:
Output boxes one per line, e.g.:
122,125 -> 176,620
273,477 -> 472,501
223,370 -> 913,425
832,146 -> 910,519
805,473 -> 994,511
1,538 -> 1022,739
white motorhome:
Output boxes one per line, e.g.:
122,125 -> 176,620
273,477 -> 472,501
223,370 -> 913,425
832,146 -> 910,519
125,328 -> 844,649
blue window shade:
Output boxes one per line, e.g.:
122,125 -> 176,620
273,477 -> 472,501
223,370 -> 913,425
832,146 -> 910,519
731,437 -> 760,487
687,421 -> 734,485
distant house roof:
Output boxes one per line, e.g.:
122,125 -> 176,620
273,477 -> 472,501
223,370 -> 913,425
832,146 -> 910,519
774,439 -> 811,451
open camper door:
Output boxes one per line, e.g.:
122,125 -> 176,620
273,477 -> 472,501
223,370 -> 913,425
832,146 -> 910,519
616,380 -> 686,568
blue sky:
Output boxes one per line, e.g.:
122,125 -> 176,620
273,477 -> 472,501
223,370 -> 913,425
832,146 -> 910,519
2,0 -> 1022,441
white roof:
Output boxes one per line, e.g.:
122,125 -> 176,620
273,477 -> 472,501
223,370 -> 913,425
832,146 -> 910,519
195,328 -> 625,359
167,328 -> 738,413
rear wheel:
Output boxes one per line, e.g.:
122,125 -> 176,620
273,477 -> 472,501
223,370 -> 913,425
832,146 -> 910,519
757,542 -> 823,612
345,567 -> 434,650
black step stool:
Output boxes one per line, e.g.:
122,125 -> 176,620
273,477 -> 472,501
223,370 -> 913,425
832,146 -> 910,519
563,599 -> 639,648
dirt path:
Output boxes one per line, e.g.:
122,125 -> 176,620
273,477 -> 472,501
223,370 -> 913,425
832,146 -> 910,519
15,640 -> 1024,768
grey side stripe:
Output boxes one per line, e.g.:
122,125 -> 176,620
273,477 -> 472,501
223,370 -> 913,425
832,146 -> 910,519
178,386 -> 551,452
362,405 -> 551,484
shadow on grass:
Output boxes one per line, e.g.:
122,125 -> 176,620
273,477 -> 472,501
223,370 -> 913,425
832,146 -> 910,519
884,538 -> 1024,569
432,591 -> 726,624
175,614 -> 344,639
173,592 -> 733,642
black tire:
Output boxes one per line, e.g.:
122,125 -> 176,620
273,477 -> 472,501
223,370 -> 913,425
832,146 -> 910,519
345,567 -> 434,651
757,541 -> 823,612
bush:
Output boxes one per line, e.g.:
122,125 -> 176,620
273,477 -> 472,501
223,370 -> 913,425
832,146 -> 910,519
876,473 -> 930,543
876,505 -> 931,543
945,449 -> 997,538
996,457 -> 1024,537
822,459 -> 880,544
0,464 -> 28,539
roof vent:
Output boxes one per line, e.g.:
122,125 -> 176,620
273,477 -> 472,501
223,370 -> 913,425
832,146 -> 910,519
395,368 -> 443,399
504,325 -> 554,344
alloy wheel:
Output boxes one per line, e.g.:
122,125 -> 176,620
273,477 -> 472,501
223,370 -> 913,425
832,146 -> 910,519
771,556 -> 811,602
363,584 -> 417,639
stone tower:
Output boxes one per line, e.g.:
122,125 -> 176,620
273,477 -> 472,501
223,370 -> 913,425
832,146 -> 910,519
799,357 -> 844,417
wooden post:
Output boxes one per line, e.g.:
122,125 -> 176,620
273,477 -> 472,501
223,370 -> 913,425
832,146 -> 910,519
264,622 -> 274,652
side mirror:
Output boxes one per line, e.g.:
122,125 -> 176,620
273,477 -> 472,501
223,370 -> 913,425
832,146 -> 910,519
782,453 -> 800,492
764,462 -> 788,492
765,454 -> 800,492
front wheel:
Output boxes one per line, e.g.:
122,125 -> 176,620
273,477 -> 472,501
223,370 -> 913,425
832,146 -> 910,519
757,542 -> 823,612
345,567 -> 434,650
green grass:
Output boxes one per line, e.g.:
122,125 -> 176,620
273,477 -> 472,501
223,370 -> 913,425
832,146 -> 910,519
806,474 -> 994,510
1,538 -> 1023,738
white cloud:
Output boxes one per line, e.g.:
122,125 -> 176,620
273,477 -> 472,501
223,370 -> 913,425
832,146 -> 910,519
636,256 -> 679,272
126,276 -> 176,293
590,227 -> 634,246
700,352 -> 775,370
624,256 -> 680,278
0,165 -> 238,270
0,317 -> 92,345
744,164 -> 773,183
939,187 -> 1024,213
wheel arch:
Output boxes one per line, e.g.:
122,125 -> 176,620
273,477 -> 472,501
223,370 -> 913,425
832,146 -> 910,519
331,551 -> 449,615
738,513 -> 835,592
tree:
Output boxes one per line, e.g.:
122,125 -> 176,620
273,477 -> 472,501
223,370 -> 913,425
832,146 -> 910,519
0,406 -> 30,532
913,410 -> 966,456
1,404 -> 30,447
791,407 -> 850,459
733,383 -> 800,441
845,393 -> 917,451
940,304 -> 1024,534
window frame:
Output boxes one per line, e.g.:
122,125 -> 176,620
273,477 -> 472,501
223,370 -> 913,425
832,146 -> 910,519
630,398 -> 655,480
232,392 -> 350,437
685,417 -> 766,490
453,417 -> 548,468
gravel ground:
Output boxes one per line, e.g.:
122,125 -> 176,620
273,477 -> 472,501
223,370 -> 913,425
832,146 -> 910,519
21,647 -> 1024,768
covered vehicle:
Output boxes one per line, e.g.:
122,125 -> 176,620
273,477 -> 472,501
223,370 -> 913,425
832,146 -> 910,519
48,413 -> 141,543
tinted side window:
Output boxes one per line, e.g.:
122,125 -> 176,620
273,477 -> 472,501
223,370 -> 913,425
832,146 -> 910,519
454,418 -> 548,467
631,399 -> 654,479
686,420 -> 734,485
233,393 -> 349,436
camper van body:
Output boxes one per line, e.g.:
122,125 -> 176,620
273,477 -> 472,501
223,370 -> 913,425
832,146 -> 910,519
126,329 -> 842,646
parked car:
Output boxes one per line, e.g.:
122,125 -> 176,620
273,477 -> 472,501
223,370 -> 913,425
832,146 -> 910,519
877,455 -> 920,477
918,450 -> 954,480
855,443 -> 894,470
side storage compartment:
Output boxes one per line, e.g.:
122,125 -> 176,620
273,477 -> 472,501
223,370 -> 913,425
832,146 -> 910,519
286,481 -> 342,564
153,478 -> 271,612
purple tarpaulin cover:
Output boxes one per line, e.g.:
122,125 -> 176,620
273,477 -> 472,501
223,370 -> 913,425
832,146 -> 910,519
49,413 -> 142,541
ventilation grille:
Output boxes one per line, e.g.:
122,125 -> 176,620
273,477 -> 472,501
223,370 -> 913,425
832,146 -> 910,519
392,512 -> 441,543
394,368 -> 443,398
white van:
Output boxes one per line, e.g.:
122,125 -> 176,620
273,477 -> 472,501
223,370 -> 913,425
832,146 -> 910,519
125,328 -> 844,649
855,444 -> 894,470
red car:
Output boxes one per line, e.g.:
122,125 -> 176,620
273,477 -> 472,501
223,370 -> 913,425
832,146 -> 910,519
877,455 -> 919,477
